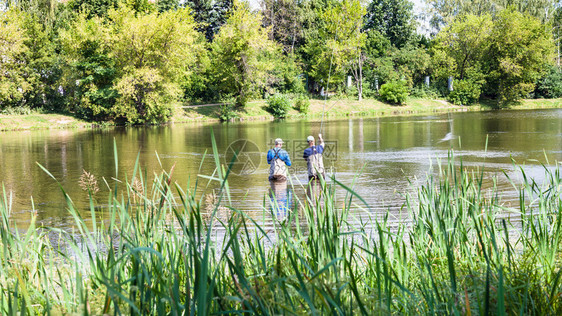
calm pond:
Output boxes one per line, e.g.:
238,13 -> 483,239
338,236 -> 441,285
1,108 -> 561,228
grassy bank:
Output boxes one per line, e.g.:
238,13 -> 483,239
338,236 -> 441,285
177,97 -> 562,122
0,113 -> 92,131
1,98 -> 561,131
0,140 -> 560,314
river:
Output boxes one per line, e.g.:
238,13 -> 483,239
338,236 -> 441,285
0,108 -> 561,228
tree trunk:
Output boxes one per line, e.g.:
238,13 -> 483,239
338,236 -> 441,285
357,54 -> 363,101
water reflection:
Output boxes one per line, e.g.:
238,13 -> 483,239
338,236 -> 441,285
268,180 -> 293,220
306,179 -> 324,209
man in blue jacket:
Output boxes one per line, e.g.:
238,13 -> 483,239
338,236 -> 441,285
267,138 -> 292,181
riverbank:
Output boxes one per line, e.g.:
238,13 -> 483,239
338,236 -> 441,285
0,113 -> 92,131
1,98 -> 561,131
177,97 -> 562,122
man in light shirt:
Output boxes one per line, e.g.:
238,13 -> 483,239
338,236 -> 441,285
303,134 -> 325,182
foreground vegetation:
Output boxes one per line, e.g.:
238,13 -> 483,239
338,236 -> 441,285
0,139 -> 560,314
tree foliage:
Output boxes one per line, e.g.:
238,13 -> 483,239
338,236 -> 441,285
210,1 -> 277,107
60,14 -> 116,119
431,14 -> 492,81
486,8 -> 554,105
185,0 -> 232,41
432,9 -> 554,105
0,9 -> 55,109
364,0 -> 416,48
379,80 -> 408,104
427,0 -> 556,31
261,0 -> 303,54
61,7 -> 201,122
302,0 -> 365,97
0,10 -> 31,108
0,0 -> 559,122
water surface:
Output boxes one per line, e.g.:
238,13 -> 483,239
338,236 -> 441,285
1,109 -> 561,228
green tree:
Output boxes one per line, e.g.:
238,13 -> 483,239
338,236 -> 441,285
61,7 -> 201,123
185,0 -> 232,41
427,0 -> 555,31
156,0 -> 179,12
485,8 -> 554,105
430,13 -> 491,103
363,30 -> 429,95
0,9 -> 55,110
59,14 -> 117,120
363,29 -> 392,91
431,14 -> 492,81
302,0 -> 366,98
210,1 -> 277,107
535,64 -> 562,98
339,0 -> 367,100
297,0 -> 337,91
261,0 -> 303,54
4,0 -> 58,29
110,7 -> 201,123
0,10 -> 31,108
69,0 -> 120,18
364,0 -> 416,48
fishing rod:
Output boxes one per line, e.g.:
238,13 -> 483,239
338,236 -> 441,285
320,27 -> 338,136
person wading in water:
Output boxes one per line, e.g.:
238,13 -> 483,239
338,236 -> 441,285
303,134 -> 325,182
267,138 -> 292,181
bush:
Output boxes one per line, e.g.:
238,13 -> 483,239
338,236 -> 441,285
535,65 -> 562,98
379,80 -> 409,105
265,94 -> 292,118
0,106 -> 33,115
218,103 -> 237,122
447,79 -> 482,105
293,95 -> 310,114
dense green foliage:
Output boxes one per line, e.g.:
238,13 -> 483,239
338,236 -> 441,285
432,9 -> 554,107
210,2 -> 277,107
535,65 -> 562,98
447,79 -> 482,105
218,102 -> 237,121
0,144 -> 561,314
265,93 -> 292,118
293,95 -> 310,114
364,0 -> 415,48
379,80 -> 408,104
0,0 -> 560,122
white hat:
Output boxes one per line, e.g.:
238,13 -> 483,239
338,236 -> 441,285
275,138 -> 284,145
307,135 -> 314,142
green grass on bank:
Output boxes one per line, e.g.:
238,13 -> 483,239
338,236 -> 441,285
0,113 -> 92,131
177,97 -> 562,123
0,138 -> 560,314
1,98 -> 561,131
